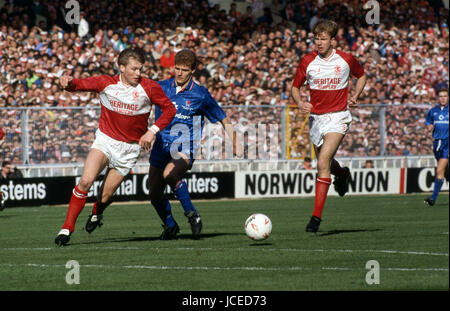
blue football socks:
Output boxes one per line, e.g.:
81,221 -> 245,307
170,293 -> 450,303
154,196 -> 176,228
431,178 -> 444,201
173,180 -> 197,216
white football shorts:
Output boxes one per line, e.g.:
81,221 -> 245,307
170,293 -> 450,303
91,129 -> 141,176
309,110 -> 352,147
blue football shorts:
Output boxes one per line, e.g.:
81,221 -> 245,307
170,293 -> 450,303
433,139 -> 449,160
150,138 -> 194,169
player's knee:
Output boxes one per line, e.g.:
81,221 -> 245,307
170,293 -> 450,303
317,158 -> 330,172
77,177 -> 94,192
437,167 -> 446,178
163,174 -> 178,189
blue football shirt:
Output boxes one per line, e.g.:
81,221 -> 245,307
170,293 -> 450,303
425,104 -> 449,140
154,78 -> 226,155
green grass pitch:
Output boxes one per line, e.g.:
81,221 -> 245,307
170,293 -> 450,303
0,194 -> 448,291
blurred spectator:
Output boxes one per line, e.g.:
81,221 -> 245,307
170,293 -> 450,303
302,157 -> 313,170
1,160 -> 23,179
160,47 -> 175,69
364,160 -> 374,169
77,12 -> 89,38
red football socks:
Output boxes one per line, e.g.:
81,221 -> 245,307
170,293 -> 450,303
92,201 -> 100,215
62,185 -> 88,232
312,177 -> 332,219
92,200 -> 110,215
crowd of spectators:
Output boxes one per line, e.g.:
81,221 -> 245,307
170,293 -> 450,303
0,0 -> 448,166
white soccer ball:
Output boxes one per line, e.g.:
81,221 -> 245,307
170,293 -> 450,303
244,213 -> 272,241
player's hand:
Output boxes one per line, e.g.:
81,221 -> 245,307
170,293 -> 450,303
348,96 -> 358,107
299,101 -> 312,114
60,75 -> 73,89
139,130 -> 156,152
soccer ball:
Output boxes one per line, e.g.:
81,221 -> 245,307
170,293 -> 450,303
244,213 -> 272,241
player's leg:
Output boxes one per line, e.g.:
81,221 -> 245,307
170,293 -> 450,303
94,168 -> 115,214
149,165 -> 179,239
149,141 -> 180,239
85,168 -> 126,233
331,158 -> 351,196
306,133 -> 344,233
425,140 -> 449,206
165,154 -> 196,216
426,158 -> 449,206
55,149 -> 108,245
164,153 -> 202,238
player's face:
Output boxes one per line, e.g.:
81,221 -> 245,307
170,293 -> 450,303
438,91 -> 448,107
174,63 -> 195,88
314,32 -> 333,58
120,58 -> 143,87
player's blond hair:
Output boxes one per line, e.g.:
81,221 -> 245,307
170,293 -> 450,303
118,47 -> 145,66
312,19 -> 338,38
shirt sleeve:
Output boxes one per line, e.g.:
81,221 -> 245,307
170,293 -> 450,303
200,90 -> 226,123
348,54 -> 365,78
65,75 -> 113,92
145,80 -> 176,131
425,108 -> 434,126
292,57 -> 308,88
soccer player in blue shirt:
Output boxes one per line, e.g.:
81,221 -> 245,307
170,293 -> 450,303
149,49 -> 241,239
424,88 -> 449,206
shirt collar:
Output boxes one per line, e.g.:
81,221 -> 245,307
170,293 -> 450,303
318,48 -> 335,61
119,74 -> 134,88
173,78 -> 194,94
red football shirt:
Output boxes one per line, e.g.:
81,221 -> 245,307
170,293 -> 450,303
293,49 -> 364,114
66,75 -> 175,143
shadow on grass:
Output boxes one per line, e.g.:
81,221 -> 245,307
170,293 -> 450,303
0,215 -> 15,219
317,228 -> 382,237
109,232 -> 234,242
66,232 -> 240,246
248,242 -> 273,246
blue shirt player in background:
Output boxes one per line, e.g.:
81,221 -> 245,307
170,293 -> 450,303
150,49 -> 242,239
424,88 -> 449,206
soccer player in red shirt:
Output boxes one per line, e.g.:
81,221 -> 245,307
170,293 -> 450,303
54,48 -> 176,246
291,20 -> 367,233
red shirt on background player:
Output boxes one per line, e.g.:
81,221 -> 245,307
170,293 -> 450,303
54,48 -> 176,246
291,19 -> 367,233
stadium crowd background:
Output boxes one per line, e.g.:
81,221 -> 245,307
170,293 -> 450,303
0,0 -> 448,165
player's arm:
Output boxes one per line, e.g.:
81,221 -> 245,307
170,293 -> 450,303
139,81 -> 176,151
426,124 -> 434,136
348,74 -> 367,107
347,54 -> 367,107
201,90 -> 244,158
220,117 -> 244,158
291,58 -> 312,113
60,75 -> 111,93
425,110 -> 435,136
291,85 -> 312,114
